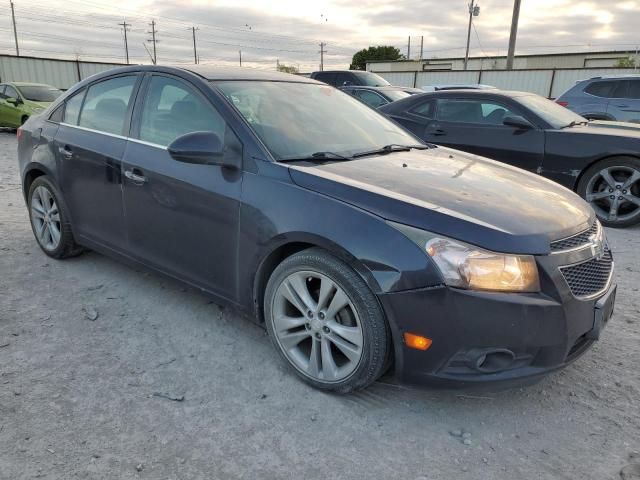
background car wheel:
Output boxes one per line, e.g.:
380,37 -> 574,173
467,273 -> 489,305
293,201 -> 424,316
21,115 -> 29,126
28,176 -> 83,259
577,157 -> 640,228
264,248 -> 390,393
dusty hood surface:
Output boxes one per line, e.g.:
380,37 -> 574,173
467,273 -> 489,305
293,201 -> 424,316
288,147 -> 593,255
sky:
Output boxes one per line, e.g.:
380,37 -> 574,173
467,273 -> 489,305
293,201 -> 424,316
1,0 -> 639,71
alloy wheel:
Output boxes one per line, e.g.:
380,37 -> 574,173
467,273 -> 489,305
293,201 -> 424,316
30,185 -> 62,251
271,270 -> 364,383
585,166 -> 640,224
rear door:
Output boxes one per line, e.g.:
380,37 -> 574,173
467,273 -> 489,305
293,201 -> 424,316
607,80 -> 640,123
121,73 -> 243,298
426,97 -> 545,172
55,74 -> 141,250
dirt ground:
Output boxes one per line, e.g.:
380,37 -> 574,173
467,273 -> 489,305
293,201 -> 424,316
0,129 -> 639,480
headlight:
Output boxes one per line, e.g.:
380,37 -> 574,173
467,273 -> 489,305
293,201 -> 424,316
390,222 -> 540,293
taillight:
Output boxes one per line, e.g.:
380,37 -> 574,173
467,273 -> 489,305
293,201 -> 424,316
556,101 -> 569,107
16,127 -> 23,141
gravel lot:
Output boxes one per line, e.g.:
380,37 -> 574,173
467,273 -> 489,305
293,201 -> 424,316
1,129 -> 639,480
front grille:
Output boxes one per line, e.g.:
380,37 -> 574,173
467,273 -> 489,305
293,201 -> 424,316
550,222 -> 599,252
560,249 -> 613,298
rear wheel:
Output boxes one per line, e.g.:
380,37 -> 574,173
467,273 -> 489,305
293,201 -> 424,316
21,115 -> 29,126
577,157 -> 640,228
264,248 -> 389,393
28,176 -> 83,258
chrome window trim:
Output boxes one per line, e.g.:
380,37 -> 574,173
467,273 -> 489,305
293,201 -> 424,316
59,122 -> 168,150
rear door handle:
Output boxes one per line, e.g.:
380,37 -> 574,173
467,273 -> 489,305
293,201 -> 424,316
432,129 -> 447,136
124,169 -> 147,184
58,146 -> 73,159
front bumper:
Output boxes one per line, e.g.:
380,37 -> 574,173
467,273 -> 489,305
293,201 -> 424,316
378,280 -> 616,389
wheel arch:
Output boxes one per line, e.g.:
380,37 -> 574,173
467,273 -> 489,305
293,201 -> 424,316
252,233 -> 384,325
574,153 -> 640,192
22,163 -> 54,201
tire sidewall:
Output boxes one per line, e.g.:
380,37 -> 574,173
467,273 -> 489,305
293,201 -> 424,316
577,156 -> 640,228
264,248 -> 389,393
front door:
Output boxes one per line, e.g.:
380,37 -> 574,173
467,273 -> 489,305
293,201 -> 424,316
425,97 -> 545,173
55,74 -> 140,250
121,74 -> 243,299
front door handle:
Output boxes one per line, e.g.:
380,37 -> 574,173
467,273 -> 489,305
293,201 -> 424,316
432,129 -> 447,136
124,169 -> 147,184
58,146 -> 73,159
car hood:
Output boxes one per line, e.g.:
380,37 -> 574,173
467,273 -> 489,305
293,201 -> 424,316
288,147 -> 594,255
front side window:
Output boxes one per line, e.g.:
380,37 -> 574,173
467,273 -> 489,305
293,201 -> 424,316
436,99 -> 516,125
621,80 -> 640,100
356,90 -> 387,108
4,86 -> 19,100
79,76 -> 137,135
63,90 -> 85,125
139,76 -> 226,147
215,80 -> 419,161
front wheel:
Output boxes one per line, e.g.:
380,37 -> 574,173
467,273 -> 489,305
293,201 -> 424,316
577,157 -> 640,228
264,248 -> 390,393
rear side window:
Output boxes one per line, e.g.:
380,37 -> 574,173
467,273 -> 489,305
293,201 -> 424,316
410,100 -> 435,119
612,81 -> 629,99
584,81 -> 616,98
139,75 -> 226,147
63,90 -> 85,125
79,76 -> 137,135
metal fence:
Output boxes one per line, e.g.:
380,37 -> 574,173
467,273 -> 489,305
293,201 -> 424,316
0,54 -> 127,90
371,67 -> 638,98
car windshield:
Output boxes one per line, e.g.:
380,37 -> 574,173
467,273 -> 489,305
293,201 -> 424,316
352,71 -> 391,87
16,85 -> 63,102
516,93 -> 585,129
385,90 -> 412,101
215,81 -> 419,161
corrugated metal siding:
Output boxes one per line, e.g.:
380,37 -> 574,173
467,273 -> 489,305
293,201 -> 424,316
416,71 -> 481,87
480,70 -> 553,96
377,71 -> 415,87
551,68 -> 638,98
0,55 -> 126,89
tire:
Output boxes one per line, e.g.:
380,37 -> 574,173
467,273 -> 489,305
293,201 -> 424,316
264,248 -> 389,393
27,176 -> 84,259
21,116 -> 29,126
577,157 -> 640,228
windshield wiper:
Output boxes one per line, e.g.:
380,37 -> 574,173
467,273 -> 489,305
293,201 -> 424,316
278,151 -> 352,163
563,120 -> 588,129
352,144 -> 430,158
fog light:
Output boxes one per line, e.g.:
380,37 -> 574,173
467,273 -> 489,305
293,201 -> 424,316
404,332 -> 432,351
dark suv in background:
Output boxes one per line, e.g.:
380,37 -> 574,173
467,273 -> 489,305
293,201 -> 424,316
556,75 -> 640,123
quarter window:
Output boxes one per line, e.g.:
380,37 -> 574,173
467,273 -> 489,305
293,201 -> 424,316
78,76 -> 137,135
139,76 -> 226,147
436,99 -> 515,125
410,100 -> 435,119
63,90 -> 85,125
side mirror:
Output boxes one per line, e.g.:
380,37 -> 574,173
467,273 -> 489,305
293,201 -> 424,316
168,131 -> 237,168
503,115 -> 533,130
6,97 -> 22,106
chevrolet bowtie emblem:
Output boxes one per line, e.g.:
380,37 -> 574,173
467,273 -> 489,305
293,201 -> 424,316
588,233 -> 605,260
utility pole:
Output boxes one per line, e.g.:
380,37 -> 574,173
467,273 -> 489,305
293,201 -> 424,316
506,0 -> 521,70
239,50 -> 242,67
10,0 -> 19,56
407,36 -> 411,59
191,26 -> 199,64
319,42 -> 327,71
147,20 -> 158,65
118,19 -> 131,64
464,0 -> 480,70
419,35 -> 424,61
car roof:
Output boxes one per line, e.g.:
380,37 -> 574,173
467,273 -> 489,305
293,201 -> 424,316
181,65 -> 320,83
585,74 -> 640,81
420,89 -> 533,98
5,82 -> 56,87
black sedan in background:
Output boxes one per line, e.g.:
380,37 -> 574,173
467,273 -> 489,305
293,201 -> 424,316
18,66 -> 615,392
341,85 -> 419,108
380,90 -> 640,228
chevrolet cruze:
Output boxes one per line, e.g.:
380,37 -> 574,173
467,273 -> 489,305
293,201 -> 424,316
17,66 -> 616,392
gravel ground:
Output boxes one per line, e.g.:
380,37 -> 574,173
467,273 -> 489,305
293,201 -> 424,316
1,129 -> 639,480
